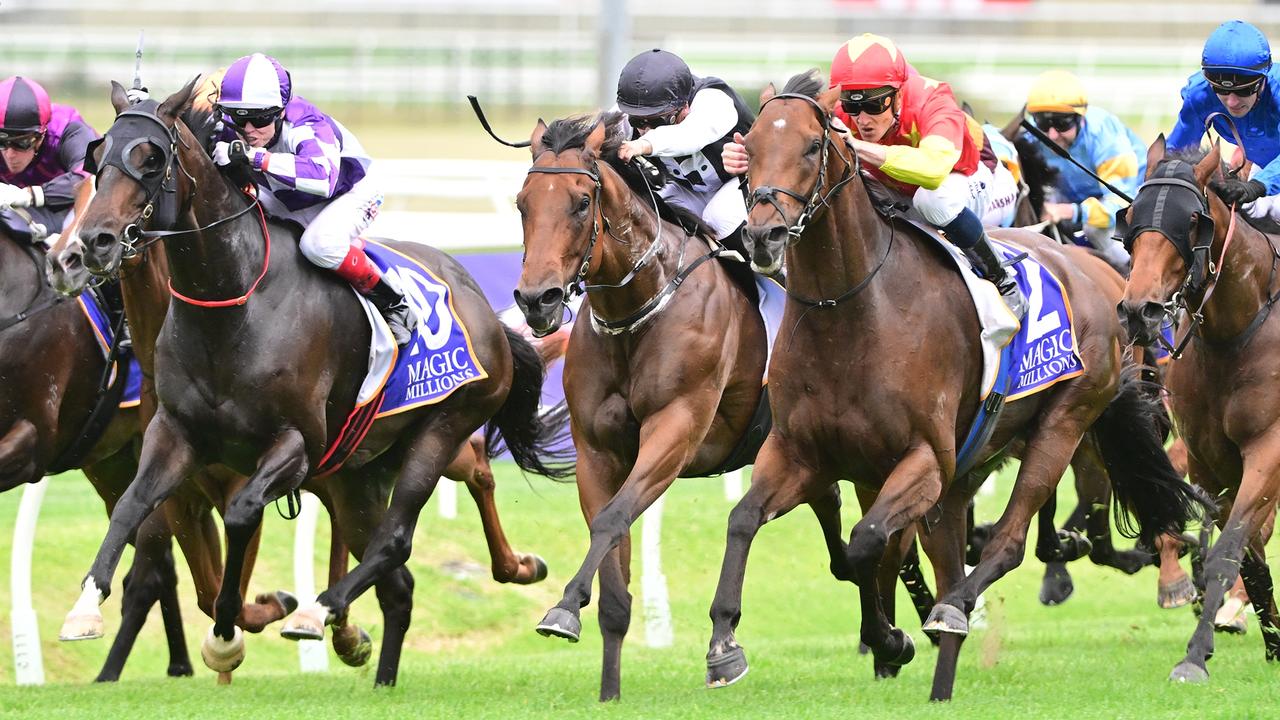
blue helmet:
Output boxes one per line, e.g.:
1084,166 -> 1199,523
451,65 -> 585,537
1202,20 -> 1272,77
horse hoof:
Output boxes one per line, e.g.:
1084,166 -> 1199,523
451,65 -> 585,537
922,603 -> 969,638
200,625 -> 245,673
280,603 -> 329,642
59,611 -> 105,641
333,626 -> 374,667
1169,661 -> 1209,683
535,607 -> 581,642
1158,576 -> 1199,610
510,553 -> 548,585
1213,598 -> 1249,634
1039,564 -> 1075,606
275,591 -> 299,616
167,662 -> 194,678
706,646 -> 749,688
530,555 -> 549,583
876,628 -> 915,668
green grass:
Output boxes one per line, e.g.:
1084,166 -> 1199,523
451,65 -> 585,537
0,464 -> 1275,718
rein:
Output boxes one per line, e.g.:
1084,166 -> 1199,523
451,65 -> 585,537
167,190 -> 271,308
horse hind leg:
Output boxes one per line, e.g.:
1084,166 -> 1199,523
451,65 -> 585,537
450,433 -> 547,584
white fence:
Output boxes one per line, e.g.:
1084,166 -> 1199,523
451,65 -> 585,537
369,159 -> 526,251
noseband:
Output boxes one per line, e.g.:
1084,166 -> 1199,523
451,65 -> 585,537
747,92 -> 859,243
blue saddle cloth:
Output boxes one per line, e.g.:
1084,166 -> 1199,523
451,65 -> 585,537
364,241 -> 489,418
955,240 -> 1085,475
78,293 -> 141,408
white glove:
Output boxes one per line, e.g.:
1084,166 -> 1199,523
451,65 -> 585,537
211,140 -> 259,168
212,141 -> 233,167
0,183 -> 32,209
125,87 -> 150,105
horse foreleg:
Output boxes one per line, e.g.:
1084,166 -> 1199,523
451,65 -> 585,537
706,436 -> 821,689
537,409 -> 699,651
918,489 -> 970,702
202,429 -> 308,674
450,434 -> 547,584
1171,440 -> 1280,682
0,419 -> 39,490
61,412 -> 196,642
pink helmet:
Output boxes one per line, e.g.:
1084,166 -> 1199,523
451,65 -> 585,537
0,76 -> 52,136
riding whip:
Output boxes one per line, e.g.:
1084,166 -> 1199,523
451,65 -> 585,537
1020,118 -> 1134,204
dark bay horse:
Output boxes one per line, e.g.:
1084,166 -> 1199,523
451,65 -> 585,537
0,218 -> 193,681
61,79 -> 565,687
705,73 -> 1206,701
511,111 -> 781,702
1119,140 -> 1280,682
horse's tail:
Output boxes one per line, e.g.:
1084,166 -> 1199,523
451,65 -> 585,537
483,325 -> 575,480
1092,368 -> 1214,546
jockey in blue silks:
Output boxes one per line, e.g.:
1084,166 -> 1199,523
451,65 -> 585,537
1167,20 -> 1280,220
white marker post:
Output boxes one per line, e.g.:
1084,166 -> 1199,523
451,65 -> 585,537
436,479 -> 457,520
292,492 -> 328,672
722,467 -> 744,502
10,479 -> 47,685
640,495 -> 672,648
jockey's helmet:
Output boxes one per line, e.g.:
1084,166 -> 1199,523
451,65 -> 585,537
1202,20 -> 1271,89
218,53 -> 292,112
830,34 -> 909,91
616,49 -> 694,117
0,76 -> 52,139
1026,70 -> 1088,116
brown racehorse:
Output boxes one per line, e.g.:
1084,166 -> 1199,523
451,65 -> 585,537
1119,140 -> 1280,682
58,79 -> 564,687
510,112 -> 775,701
0,196 -> 195,682
705,73 -> 1207,701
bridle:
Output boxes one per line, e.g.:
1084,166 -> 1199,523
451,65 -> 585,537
747,92 -> 859,244
525,149 -> 727,335
84,101 -> 267,307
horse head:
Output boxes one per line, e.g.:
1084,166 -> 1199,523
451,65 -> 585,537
740,71 -> 845,274
1118,137 -> 1224,346
512,114 -> 612,336
77,77 -> 204,277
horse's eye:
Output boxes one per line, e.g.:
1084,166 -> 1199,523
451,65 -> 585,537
577,196 -> 591,214
806,139 -> 821,156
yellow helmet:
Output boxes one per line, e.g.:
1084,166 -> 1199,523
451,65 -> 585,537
1026,70 -> 1088,115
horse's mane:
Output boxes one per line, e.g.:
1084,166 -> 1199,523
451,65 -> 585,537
539,112 -> 712,237
780,69 -> 825,98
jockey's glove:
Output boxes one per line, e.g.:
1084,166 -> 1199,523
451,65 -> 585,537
0,183 -> 32,209
125,87 -> 149,105
212,140 -> 262,170
1210,177 -> 1267,207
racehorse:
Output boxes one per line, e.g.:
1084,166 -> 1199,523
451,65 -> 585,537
0,211 -> 193,682
704,72 -> 1207,701
1119,140 -> 1280,683
59,78 -> 566,687
510,110 -> 779,701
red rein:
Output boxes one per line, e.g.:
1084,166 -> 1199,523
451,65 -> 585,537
168,190 -> 272,308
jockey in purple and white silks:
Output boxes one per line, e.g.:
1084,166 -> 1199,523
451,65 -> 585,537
213,53 -> 418,346
0,76 -> 98,244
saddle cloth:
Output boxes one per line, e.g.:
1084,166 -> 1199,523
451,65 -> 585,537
78,292 -> 142,409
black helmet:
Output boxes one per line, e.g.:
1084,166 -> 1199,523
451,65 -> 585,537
616,49 -> 693,116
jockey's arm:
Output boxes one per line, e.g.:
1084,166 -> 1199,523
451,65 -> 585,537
32,119 -> 97,210
260,123 -> 342,199
620,88 -> 737,162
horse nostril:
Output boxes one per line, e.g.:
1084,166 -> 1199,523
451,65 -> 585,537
92,232 -> 117,250
538,288 -> 564,308
1140,301 -> 1165,324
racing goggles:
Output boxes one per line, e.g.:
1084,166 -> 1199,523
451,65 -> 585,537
629,110 -> 680,131
218,105 -> 283,129
1031,112 -> 1080,133
0,133 -> 40,151
1204,72 -> 1265,97
839,88 -> 896,117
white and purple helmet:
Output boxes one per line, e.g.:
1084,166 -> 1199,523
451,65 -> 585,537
218,53 -> 292,110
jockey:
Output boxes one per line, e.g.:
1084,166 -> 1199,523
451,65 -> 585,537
1024,69 -> 1144,269
0,76 -> 97,245
1167,20 -> 1280,220
614,49 -> 755,254
212,53 -> 418,346
724,34 -> 1025,318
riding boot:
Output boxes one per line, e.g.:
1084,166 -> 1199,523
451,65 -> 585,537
968,233 -> 1028,320
364,277 -> 419,347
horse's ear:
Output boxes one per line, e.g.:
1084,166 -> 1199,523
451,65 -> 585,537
584,118 -> 607,155
759,82 -> 777,107
1145,134 -> 1166,179
530,119 -> 548,158
157,75 -> 201,122
109,81 -> 129,115
818,85 -> 841,112
1195,141 -> 1221,186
